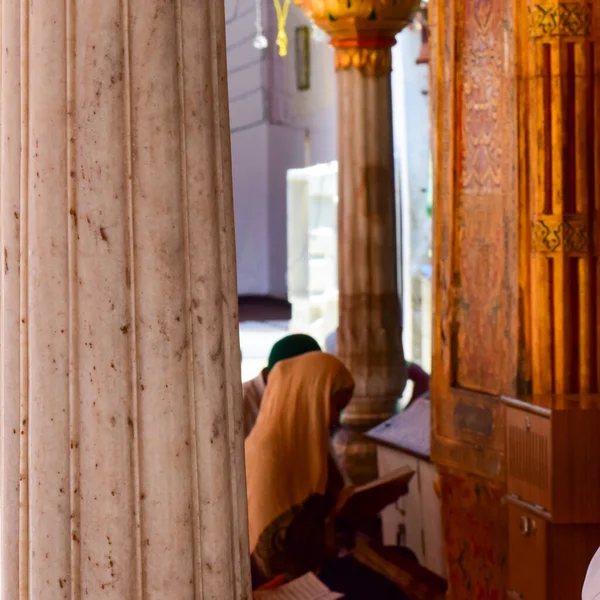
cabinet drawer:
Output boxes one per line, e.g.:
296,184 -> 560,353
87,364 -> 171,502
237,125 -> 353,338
508,504 -> 546,600
506,407 -> 551,511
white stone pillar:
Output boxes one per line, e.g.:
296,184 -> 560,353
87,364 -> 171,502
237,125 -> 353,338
1,1 -> 251,598
1,0 -> 22,593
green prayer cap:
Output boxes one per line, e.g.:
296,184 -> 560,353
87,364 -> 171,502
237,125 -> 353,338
267,334 -> 321,372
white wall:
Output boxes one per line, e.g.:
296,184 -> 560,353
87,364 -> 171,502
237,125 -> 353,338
226,0 -> 336,297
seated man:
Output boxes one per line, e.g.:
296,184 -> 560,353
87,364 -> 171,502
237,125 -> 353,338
246,352 -> 408,599
242,333 -> 320,437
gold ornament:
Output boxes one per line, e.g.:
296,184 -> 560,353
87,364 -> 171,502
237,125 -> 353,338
294,0 -> 419,75
334,46 -> 392,76
274,0 -> 293,56
295,0 -> 420,43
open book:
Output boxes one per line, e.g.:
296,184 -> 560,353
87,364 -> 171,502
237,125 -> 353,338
333,466 -> 414,523
254,572 -> 343,600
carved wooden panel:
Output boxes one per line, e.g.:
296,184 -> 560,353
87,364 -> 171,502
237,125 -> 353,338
430,0 -> 518,481
454,0 -> 516,396
459,0 -> 503,196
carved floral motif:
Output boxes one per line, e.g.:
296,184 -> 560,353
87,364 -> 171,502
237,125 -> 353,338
460,0 -> 503,194
532,218 -> 590,253
530,2 -> 593,38
454,0 -> 514,393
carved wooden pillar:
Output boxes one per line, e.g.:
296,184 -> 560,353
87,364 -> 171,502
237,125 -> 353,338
294,0 -> 418,483
0,0 -> 251,597
521,1 -> 599,397
431,0 -> 600,597
430,0 -> 518,596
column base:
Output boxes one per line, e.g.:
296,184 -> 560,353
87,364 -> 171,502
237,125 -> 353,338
333,392 -> 400,484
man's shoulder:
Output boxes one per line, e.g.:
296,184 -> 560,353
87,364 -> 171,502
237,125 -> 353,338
243,371 -> 266,396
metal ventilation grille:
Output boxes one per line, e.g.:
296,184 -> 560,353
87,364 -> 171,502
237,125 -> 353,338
508,426 -> 549,490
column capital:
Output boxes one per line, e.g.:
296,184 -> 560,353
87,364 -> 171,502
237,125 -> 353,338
295,0 -> 420,74
333,41 -> 393,77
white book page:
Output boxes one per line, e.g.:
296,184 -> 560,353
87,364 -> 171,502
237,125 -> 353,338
254,572 -> 344,600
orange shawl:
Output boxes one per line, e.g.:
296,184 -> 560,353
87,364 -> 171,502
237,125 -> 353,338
245,351 -> 354,552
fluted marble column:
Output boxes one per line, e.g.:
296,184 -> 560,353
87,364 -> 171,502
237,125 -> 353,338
295,0 -> 418,483
1,1 -> 251,598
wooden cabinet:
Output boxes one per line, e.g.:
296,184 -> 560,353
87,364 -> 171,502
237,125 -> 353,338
507,499 -> 600,600
506,397 -> 600,523
506,406 -> 551,513
376,447 -> 445,577
504,397 -> 600,599
366,399 -> 446,578
507,503 -> 547,600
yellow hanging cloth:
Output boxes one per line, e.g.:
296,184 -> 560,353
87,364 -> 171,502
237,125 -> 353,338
274,0 -> 292,56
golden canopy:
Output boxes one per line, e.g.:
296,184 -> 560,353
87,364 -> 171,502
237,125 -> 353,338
294,0 -> 420,45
